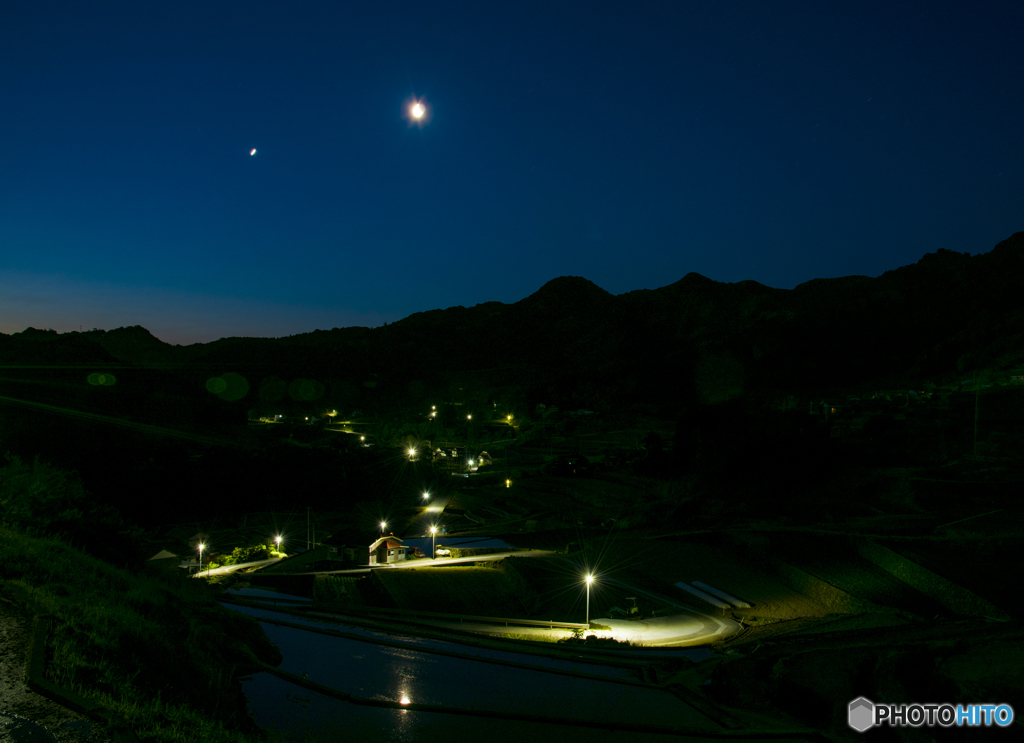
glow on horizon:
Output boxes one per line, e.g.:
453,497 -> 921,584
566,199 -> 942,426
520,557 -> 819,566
0,270 -> 396,345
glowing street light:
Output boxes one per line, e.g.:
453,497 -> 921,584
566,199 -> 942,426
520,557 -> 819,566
274,535 -> 282,553
467,414 -> 472,420
585,574 -> 595,627
198,542 -> 204,575
422,491 -> 430,502
408,447 -> 417,459
380,521 -> 386,538
430,525 -> 437,559
505,479 -> 511,488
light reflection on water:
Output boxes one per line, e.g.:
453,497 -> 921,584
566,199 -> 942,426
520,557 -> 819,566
247,619 -> 716,731
243,672 -> 702,743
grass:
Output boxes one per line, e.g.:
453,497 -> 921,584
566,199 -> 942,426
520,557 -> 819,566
0,525 -> 277,743
373,562 -> 536,616
256,546 -> 339,573
311,575 -> 358,603
496,631 -> 564,643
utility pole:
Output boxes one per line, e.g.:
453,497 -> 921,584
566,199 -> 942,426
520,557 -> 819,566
973,371 -> 980,457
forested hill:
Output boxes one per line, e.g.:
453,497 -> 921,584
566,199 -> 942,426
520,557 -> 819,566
3,231 -> 1022,412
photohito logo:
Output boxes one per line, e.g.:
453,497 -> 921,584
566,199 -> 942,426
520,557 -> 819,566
848,697 -> 1014,731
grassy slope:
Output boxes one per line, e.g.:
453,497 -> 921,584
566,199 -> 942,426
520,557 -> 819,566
0,526 -> 281,743
371,562 -> 537,616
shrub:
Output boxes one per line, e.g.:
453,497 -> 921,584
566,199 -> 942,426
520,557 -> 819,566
222,545 -> 271,566
0,453 -> 142,562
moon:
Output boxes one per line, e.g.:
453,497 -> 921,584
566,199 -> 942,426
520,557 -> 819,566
403,96 -> 431,127
250,148 -> 257,156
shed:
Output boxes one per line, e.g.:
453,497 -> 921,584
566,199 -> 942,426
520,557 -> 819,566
368,536 -> 406,565
147,549 -> 180,570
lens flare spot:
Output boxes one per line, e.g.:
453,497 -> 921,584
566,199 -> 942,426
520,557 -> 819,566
288,378 -> 324,401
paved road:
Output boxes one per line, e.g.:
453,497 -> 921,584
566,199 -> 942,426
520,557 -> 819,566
586,612 -> 738,646
237,551 -> 738,647
190,557 -> 283,578
419,585 -> 739,647
554,561 -> 742,646
248,549 -> 553,576
400,492 -> 454,537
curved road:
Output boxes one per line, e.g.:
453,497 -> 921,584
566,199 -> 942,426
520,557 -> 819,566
560,562 -> 742,646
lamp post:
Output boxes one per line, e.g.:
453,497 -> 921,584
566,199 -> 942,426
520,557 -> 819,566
380,521 -> 386,538
422,491 -> 430,503
430,526 -> 437,559
198,542 -> 204,575
274,535 -> 282,554
585,574 -> 594,628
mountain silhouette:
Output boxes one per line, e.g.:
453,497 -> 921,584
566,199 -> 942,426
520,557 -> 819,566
4,232 -> 1022,413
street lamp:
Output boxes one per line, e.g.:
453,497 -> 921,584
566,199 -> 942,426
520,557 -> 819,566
274,535 -> 282,553
585,574 -> 595,628
430,526 -> 437,559
380,521 -> 386,538
198,542 -> 204,575
422,491 -> 430,502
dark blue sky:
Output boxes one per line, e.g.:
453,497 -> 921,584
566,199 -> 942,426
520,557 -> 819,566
2,1 -> 1022,344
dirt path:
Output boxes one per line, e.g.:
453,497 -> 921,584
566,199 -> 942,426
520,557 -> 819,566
0,595 -> 112,743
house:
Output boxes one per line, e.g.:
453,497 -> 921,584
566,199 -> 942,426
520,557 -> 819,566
319,530 -> 364,568
432,446 -> 477,472
146,549 -> 181,570
368,535 -> 406,565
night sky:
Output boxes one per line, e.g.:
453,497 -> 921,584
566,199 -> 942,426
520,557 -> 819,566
2,1 -> 1022,344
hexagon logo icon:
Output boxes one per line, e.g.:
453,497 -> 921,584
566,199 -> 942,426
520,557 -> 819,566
848,697 -> 875,732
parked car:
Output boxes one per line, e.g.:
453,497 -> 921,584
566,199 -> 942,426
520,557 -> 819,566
435,547 -> 451,556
